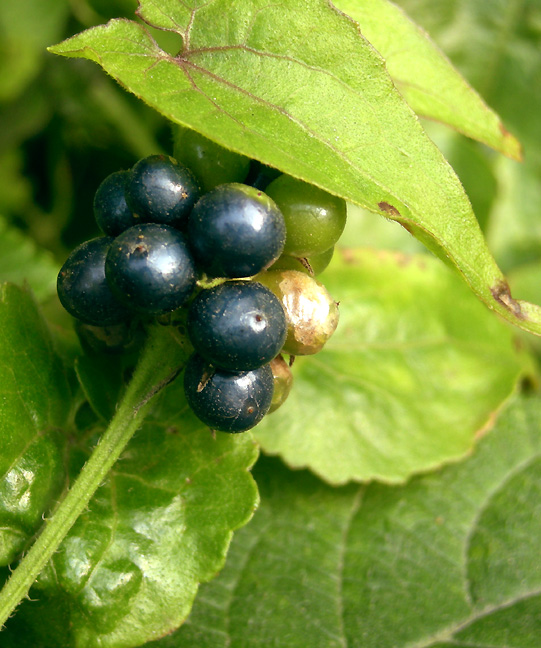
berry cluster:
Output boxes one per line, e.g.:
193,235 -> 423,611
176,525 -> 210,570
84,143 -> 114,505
58,132 -> 346,433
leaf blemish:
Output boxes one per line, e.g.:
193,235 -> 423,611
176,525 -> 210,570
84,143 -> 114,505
491,280 -> 525,319
378,201 -> 402,218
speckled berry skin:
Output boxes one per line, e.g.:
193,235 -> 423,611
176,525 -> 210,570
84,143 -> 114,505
183,353 -> 274,433
187,183 -> 286,278
105,223 -> 196,315
125,154 -> 200,229
187,280 -> 287,371
93,170 -> 136,236
57,237 -> 130,326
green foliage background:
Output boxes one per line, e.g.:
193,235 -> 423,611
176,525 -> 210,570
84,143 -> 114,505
0,0 -> 540,646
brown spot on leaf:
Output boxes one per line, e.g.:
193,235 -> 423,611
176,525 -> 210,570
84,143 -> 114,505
378,201 -> 402,218
491,279 -> 525,319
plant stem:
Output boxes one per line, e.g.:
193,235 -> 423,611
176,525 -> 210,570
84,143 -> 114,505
0,325 -> 188,628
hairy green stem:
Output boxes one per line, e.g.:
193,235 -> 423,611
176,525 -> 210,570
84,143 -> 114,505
0,325 -> 188,628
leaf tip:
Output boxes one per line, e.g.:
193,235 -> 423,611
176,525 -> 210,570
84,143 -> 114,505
499,123 -> 523,162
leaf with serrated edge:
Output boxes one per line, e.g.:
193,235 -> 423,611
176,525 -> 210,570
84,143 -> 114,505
0,284 -> 70,565
333,0 -> 521,160
148,396 -> 541,648
255,248 -> 528,484
48,0 -> 541,335
2,379 -> 259,648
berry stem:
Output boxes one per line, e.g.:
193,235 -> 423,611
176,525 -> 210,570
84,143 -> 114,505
0,324 -> 189,628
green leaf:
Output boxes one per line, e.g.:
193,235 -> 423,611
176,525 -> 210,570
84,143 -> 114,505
255,248 -> 529,484
0,284 -> 70,565
391,1 -> 541,274
0,217 -> 59,301
150,396 -> 541,648
48,0 -> 541,335
393,0 -> 541,173
333,0 -> 521,159
3,380 -> 259,647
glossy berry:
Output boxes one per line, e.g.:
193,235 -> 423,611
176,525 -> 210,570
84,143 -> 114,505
93,170 -> 136,236
57,237 -> 129,326
265,175 -> 347,257
173,125 -> 251,193
187,280 -> 287,371
125,154 -> 200,229
188,183 -> 286,278
105,223 -> 196,315
183,353 -> 274,433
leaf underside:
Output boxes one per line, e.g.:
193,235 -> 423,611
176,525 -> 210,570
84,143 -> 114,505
332,0 -> 522,160
48,0 -> 541,336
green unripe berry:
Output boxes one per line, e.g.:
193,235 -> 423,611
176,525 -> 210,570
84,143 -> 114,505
265,175 -> 347,257
172,126 -> 251,193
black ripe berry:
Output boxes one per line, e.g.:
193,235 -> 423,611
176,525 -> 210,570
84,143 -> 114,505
187,280 -> 287,372
126,154 -> 200,229
183,353 -> 274,433
57,237 -> 129,326
105,223 -> 196,315
93,170 -> 136,236
187,183 -> 286,278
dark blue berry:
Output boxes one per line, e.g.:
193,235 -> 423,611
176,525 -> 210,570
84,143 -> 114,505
187,183 -> 286,278
105,223 -> 196,315
57,237 -> 130,326
187,280 -> 287,371
93,170 -> 136,236
125,154 -> 200,229
183,353 -> 274,433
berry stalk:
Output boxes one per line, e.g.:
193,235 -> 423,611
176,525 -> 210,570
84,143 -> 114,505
0,324 -> 189,628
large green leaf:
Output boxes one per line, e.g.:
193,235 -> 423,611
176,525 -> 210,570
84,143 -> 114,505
333,0 -> 521,159
0,284 -> 70,565
255,248 -> 529,484
2,379 -> 259,648
0,216 -> 59,301
151,396 -> 541,648
48,0 -> 541,335
394,0 -> 541,171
